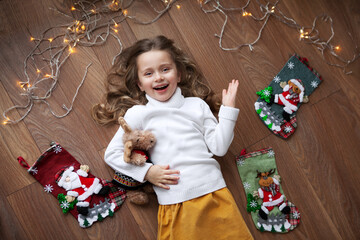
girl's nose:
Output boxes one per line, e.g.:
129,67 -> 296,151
154,72 -> 164,81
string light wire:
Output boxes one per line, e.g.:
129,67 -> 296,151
201,0 -> 359,74
3,0 -> 178,124
2,0 -> 358,125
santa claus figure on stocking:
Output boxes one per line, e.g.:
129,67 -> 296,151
55,165 -> 110,215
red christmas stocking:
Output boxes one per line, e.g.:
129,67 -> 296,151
18,142 -> 126,228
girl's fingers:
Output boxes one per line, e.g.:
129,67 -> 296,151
165,169 -> 180,175
163,179 -> 178,185
158,183 -> 170,190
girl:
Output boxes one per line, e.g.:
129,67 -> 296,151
92,36 -> 253,240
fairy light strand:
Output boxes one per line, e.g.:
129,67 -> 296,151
3,0 -> 358,125
201,0 -> 359,74
3,0 -> 178,124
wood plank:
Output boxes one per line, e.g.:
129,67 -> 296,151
0,0 -> 359,239
7,183 -> 90,240
0,81 -> 39,195
0,188 -> 28,239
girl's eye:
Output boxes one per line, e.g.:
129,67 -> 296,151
145,72 -> 152,76
163,68 -> 169,72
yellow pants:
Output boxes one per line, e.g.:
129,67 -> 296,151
157,188 -> 253,240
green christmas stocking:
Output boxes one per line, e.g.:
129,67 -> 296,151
236,148 -> 300,233
255,54 -> 322,139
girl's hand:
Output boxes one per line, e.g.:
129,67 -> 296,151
222,79 -> 239,108
145,165 -> 180,190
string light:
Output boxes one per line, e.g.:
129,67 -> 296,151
299,29 -> 309,40
113,19 -> 118,27
18,82 -> 30,91
202,1 -> 359,74
108,0 -> 121,11
4,0 -> 357,125
3,0 -> 179,124
69,47 -> 75,54
242,11 -> 252,17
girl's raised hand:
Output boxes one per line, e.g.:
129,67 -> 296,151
145,165 -> 180,190
222,79 -> 239,108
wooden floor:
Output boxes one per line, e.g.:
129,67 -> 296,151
1,0 -> 359,239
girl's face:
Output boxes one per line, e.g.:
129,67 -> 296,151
137,50 -> 180,102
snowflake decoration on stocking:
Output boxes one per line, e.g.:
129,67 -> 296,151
44,184 -> 54,193
29,167 -> 38,175
284,125 -> 293,133
293,210 -> 301,219
267,150 -> 275,157
273,76 -> 281,83
243,182 -> 251,190
250,200 -> 258,208
311,80 -> 319,88
54,145 -> 62,154
60,201 -> 70,210
287,62 -> 295,69
237,159 -> 245,166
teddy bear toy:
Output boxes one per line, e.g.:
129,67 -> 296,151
56,164 -> 110,216
112,117 -> 156,205
253,169 -> 290,220
270,79 -> 308,121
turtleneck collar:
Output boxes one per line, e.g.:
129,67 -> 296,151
146,87 -> 185,108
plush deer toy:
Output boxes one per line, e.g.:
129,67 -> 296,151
255,169 -> 290,220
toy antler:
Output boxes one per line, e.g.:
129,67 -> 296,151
118,117 -> 132,133
268,169 -> 276,176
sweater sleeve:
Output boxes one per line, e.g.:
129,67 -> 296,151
104,107 -> 153,182
203,104 -> 239,156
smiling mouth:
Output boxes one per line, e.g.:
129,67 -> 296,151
153,84 -> 169,91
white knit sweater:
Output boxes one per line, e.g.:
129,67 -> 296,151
104,88 -> 239,205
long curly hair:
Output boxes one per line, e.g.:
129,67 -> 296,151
91,35 -> 220,125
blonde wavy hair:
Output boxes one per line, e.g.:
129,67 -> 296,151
91,35 -> 220,125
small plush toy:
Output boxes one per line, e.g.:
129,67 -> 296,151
112,117 -> 156,205
270,79 -> 309,121
55,165 -> 110,216
254,169 -> 290,220
119,117 -> 156,166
